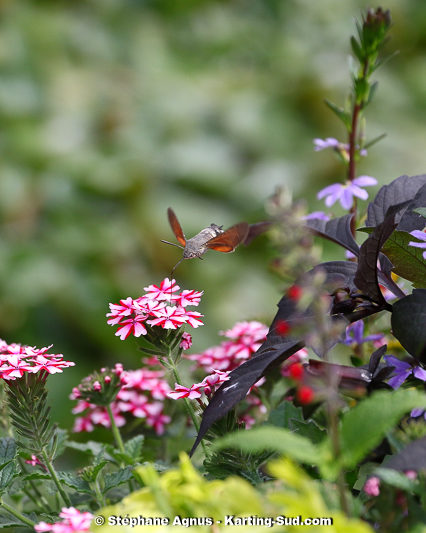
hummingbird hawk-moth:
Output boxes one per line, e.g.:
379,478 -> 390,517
162,207 -> 270,272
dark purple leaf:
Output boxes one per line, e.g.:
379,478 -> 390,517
391,289 -> 426,363
305,214 -> 359,256
305,359 -> 372,392
382,437 -> 426,473
368,345 -> 387,375
397,183 -> 426,232
366,174 -> 426,227
355,202 -> 410,305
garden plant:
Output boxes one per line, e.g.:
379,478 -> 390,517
0,6 -> 425,533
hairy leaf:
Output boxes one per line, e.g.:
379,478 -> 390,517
391,289 -> 426,362
381,437 -> 426,473
103,466 -> 134,493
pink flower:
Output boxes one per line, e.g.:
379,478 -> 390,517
317,176 -> 377,210
176,289 -> 204,307
0,354 -> 35,379
106,297 -> 136,325
144,278 -> 180,301
115,315 -> 147,340
35,507 -> 93,533
180,332 -> 193,350
73,416 -> 94,433
167,383 -> 204,400
201,370 -> 230,395
363,476 -> 381,496
30,355 -> 75,374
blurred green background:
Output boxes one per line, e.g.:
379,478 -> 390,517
1,0 -> 425,427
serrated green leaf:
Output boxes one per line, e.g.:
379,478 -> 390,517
0,512 -> 37,528
289,418 -> 326,445
0,439 -> 16,466
324,99 -> 351,130
103,466 -> 134,493
58,471 -> 91,494
268,400 -> 303,429
325,390 -> 426,478
211,426 -> 321,465
0,461 -> 17,490
124,435 -> 144,462
22,472 -> 51,481
381,230 -> 426,287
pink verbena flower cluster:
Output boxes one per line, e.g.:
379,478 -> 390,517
185,321 -> 268,372
167,369 -> 231,400
107,278 -> 204,340
0,339 -> 74,380
35,507 -> 93,533
71,365 -> 171,435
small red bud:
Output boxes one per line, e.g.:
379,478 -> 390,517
276,320 -> 290,336
297,385 -> 314,405
289,363 -> 304,381
288,285 -> 302,301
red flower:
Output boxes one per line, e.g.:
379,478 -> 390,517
288,363 -> 304,381
287,285 -> 302,301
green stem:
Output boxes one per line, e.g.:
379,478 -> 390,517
0,499 -> 36,528
106,404 -> 125,454
41,448 -> 72,507
92,479 -> 106,508
166,349 -> 209,457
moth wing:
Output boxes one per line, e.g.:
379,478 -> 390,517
167,208 -> 186,246
206,222 -> 249,253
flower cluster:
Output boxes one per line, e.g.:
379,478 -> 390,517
167,369 -> 230,400
0,339 -> 74,380
186,321 -> 268,373
35,507 -> 93,533
107,278 -> 204,340
71,365 -> 171,435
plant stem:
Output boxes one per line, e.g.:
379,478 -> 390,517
106,404 -> 125,454
92,479 -> 106,508
41,448 -> 72,507
166,349 -> 209,457
0,499 -> 36,528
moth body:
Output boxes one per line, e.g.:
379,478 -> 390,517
183,224 -> 224,258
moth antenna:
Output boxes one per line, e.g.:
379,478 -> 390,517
161,240 -> 184,250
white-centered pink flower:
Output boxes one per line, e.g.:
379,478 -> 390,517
176,289 -> 204,307
115,315 -> 148,340
167,382 -> 204,400
144,278 -> 180,301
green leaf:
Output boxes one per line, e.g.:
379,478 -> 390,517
381,230 -> 426,287
0,461 -> 17,490
413,207 -> 426,218
211,426 -> 321,465
58,471 -> 91,494
0,512 -> 37,528
124,435 -> 144,462
374,467 -> 419,492
336,390 -> 426,474
65,440 -> 105,456
22,472 -> 51,481
0,439 -> 16,466
363,132 -> 387,150
391,290 -> 426,361
103,466 -> 134,493
268,400 -> 303,429
289,419 -> 326,445
324,99 -> 351,130
350,36 -> 364,61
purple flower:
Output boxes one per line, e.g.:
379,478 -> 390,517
317,176 -> 377,210
303,211 -> 331,221
343,320 -> 383,346
384,355 -> 426,389
410,408 -> 426,420
313,137 -> 340,151
313,138 -> 367,156
408,230 -> 426,260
